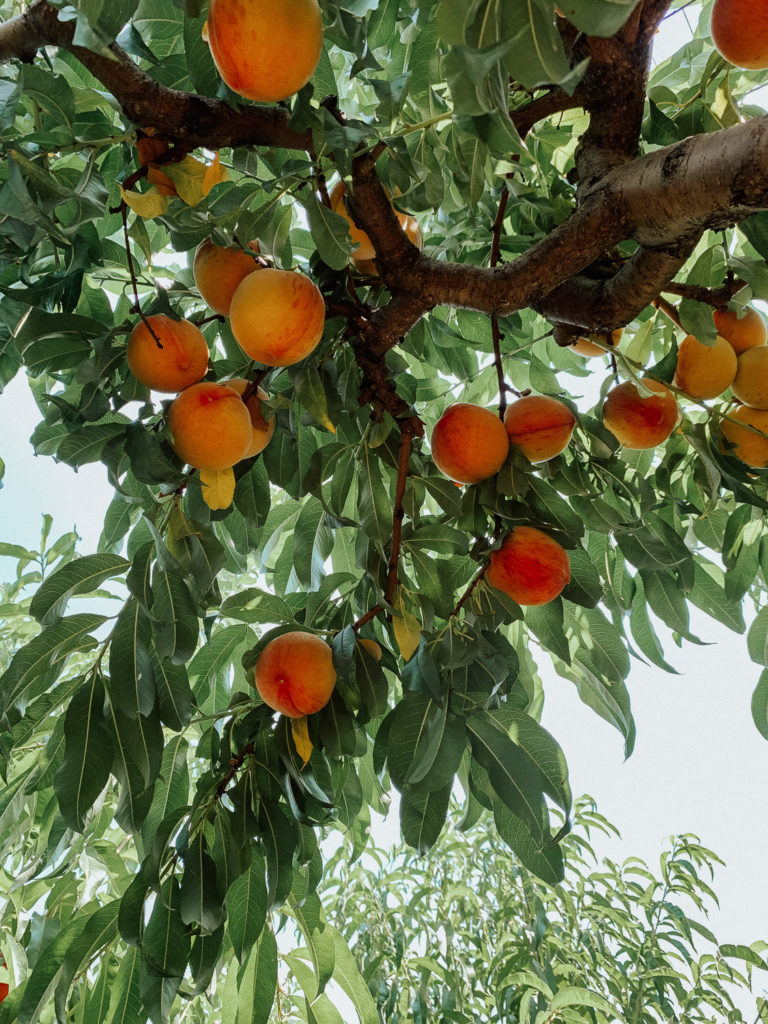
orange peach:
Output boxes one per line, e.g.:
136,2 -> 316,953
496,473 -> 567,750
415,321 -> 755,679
330,182 -> 422,262
253,631 -> 336,718
430,404 -> 509,484
674,333 -> 737,400
167,382 -> 253,470
732,346 -> 768,408
570,328 -> 623,358
503,395 -> 575,463
486,526 -> 570,607
193,240 -> 258,316
230,268 -> 325,367
226,378 -> 276,457
719,405 -> 768,467
711,0 -> 768,68
135,136 -> 177,196
126,315 -> 209,393
207,0 -> 324,102
714,307 -> 768,354
358,637 -> 382,661
602,378 -> 678,449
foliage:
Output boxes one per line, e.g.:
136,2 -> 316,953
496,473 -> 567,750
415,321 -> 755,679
1,0 -> 768,1020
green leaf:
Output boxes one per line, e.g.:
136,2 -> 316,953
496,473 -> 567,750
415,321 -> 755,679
327,926 -> 378,1024
490,707 -> 572,815
109,599 -> 156,718
493,803 -> 564,885
236,926 -> 278,1024
29,554 -> 130,625
258,801 -> 298,907
227,853 -> 268,965
303,192 -> 356,270
54,902 -> 120,1023
753,670 -> 768,742
54,674 -> 113,832
549,986 -> 615,1014
181,836 -> 225,933
142,877 -> 191,978
561,0 -> 642,36
104,946 -> 142,1024
400,783 -> 451,852
152,571 -> 199,664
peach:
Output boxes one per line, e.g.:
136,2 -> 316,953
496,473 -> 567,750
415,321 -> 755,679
330,182 -> 423,263
503,395 -> 575,463
486,526 -> 570,607
711,0 -> 768,68
167,382 -> 253,470
229,268 -> 325,367
207,0 -> 324,102
570,328 -> 623,358
135,136 -> 177,196
674,333 -> 737,400
602,378 -> 678,449
732,346 -> 768,408
253,631 -> 336,718
430,403 -> 509,484
358,637 -> 382,661
714,307 -> 768,354
193,240 -> 258,316
719,405 -> 768,467
226,379 -> 276,457
126,315 -> 210,393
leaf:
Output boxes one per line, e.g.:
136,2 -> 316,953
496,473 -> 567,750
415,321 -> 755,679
303,191 -> 356,270
152,571 -> 199,664
109,599 -> 156,718
753,670 -> 768,741
29,554 -> 130,625
294,365 -> 336,433
561,0 -> 642,36
400,783 -> 451,852
327,926 -> 378,1024
258,801 -> 298,907
54,674 -> 113,832
227,853 -> 268,965
104,946 -> 142,1024
548,986 -> 615,1014
54,902 -> 120,1024
16,910 -> 91,1024
199,466 -> 236,510
236,927 -> 277,1024
291,716 -> 314,766
392,589 -> 421,661
142,878 -> 191,978
181,836 -> 225,933
490,707 -> 572,815
120,184 -> 170,218
493,803 -> 564,885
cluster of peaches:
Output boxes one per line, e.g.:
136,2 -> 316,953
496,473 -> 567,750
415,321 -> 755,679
126,242 -> 326,483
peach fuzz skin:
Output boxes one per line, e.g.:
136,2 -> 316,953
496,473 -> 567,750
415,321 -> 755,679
207,0 -> 323,102
731,347 -> 768,409
570,328 -> 623,358
226,379 -> 276,458
254,631 -> 337,718
193,240 -> 258,316
719,406 -> 768,467
602,379 -> 678,450
711,0 -> 768,68
486,526 -> 570,607
673,334 -> 737,400
126,314 -> 209,393
714,307 -> 768,354
167,382 -> 253,470
230,268 -> 325,367
503,395 -> 575,463
331,182 -> 423,263
430,403 -> 509,484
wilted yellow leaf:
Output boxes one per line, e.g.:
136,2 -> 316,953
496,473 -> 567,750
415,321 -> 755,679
392,590 -> 421,661
162,153 -> 228,207
120,184 -> 170,219
202,152 -> 228,196
199,466 -> 236,510
291,716 -> 313,767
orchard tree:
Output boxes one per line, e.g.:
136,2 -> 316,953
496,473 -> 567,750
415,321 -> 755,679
2,0 -> 768,1021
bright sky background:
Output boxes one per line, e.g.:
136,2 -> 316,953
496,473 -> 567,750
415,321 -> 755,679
0,1 -> 766,1014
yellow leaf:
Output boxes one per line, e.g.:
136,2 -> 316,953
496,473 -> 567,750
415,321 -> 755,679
202,152 -> 228,197
120,184 -> 170,219
291,716 -> 313,767
199,467 -> 236,510
161,155 -> 208,207
392,590 -> 421,661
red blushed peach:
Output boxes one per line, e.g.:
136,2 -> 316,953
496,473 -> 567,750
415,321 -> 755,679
714,307 -> 768,354
253,631 -> 337,718
207,0 -> 324,102
126,315 -> 209,393
193,240 -> 259,316
167,382 -> 253,470
229,268 -> 325,367
503,395 -> 575,463
486,526 -> 570,606
226,379 -> 276,457
430,403 -> 510,484
602,378 -> 679,449
711,0 -> 768,68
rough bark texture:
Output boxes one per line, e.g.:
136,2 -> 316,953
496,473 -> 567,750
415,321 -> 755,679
1,0 -> 767,339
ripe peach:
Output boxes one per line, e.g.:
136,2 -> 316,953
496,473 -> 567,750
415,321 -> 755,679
674,333 -> 737,400
226,379 -> 276,457
503,395 -> 575,463
330,182 -> 423,262
135,136 -> 177,196
229,268 -> 325,367
486,526 -> 570,607
358,637 -> 382,661
602,378 -> 678,449
126,315 -> 209,393
193,240 -> 258,316
732,347 -> 768,408
253,631 -> 336,718
430,403 -> 509,484
167,382 -> 253,470
570,328 -> 623,358
207,0 -> 324,102
714,307 -> 768,354
719,405 -> 768,467
711,0 -> 768,68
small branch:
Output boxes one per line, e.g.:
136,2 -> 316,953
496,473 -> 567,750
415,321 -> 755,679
215,742 -> 255,798
661,278 -> 746,308
241,369 -> 270,404
451,566 -> 487,619
352,605 -> 384,632
120,203 -> 162,347
653,294 -> 683,329
385,418 -> 419,606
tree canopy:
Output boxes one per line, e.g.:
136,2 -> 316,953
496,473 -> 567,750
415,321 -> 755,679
2,0 -> 768,1021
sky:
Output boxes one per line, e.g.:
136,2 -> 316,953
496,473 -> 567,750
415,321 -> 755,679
0,1 -> 766,1015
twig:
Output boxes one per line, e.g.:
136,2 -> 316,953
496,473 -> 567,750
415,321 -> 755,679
352,605 -> 384,632
653,294 -> 683,329
385,418 -> 419,605
120,203 -> 162,347
451,565 -> 487,618
661,278 -> 746,308
215,742 -> 255,798
241,369 -> 270,404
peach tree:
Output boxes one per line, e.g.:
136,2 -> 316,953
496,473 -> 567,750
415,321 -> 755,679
1,0 -> 768,1021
